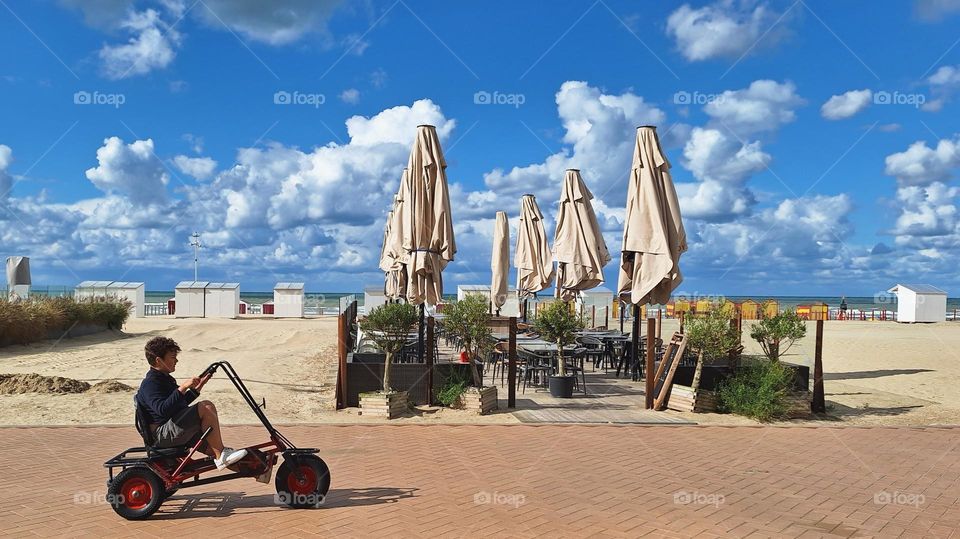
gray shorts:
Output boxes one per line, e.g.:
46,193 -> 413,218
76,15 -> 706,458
154,405 -> 202,448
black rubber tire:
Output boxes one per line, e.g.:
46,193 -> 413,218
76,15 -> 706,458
275,456 -> 331,508
108,466 -> 165,520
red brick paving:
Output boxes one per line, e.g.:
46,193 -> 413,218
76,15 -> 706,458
1,425 -> 959,538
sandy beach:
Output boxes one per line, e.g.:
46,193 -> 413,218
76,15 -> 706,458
1,316 -> 959,426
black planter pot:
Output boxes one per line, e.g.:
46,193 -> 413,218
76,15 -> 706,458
548,375 -> 575,398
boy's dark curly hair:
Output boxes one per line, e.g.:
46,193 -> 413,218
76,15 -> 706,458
144,336 -> 181,366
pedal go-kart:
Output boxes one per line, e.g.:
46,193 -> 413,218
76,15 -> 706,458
104,361 -> 330,520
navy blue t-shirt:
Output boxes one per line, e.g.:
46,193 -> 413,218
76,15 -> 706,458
136,368 -> 197,424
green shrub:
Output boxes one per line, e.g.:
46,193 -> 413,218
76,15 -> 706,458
0,296 -> 131,346
717,358 -> 795,422
437,371 -> 469,406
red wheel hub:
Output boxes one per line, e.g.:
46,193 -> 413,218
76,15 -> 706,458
121,478 -> 153,510
287,465 -> 318,495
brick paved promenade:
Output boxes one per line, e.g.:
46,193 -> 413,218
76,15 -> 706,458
1,424 -> 958,538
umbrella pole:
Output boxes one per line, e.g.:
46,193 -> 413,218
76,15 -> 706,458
620,301 -> 625,333
631,303 -> 641,386
418,304 -> 425,362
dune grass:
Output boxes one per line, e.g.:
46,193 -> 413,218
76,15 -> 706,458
0,296 -> 131,346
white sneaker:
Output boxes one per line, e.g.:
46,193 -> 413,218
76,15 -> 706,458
215,447 -> 248,470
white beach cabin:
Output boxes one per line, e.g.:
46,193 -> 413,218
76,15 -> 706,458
75,281 -> 145,318
364,285 -> 387,315
576,287 -> 614,327
457,284 -> 521,317
75,280 -> 113,300
274,282 -> 305,317
175,281 -> 208,318
106,282 -> 145,318
888,284 -> 947,323
205,283 -> 240,318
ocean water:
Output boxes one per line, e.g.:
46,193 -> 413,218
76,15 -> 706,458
15,288 -> 960,312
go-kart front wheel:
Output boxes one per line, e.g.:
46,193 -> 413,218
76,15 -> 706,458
275,456 -> 330,508
108,466 -> 165,520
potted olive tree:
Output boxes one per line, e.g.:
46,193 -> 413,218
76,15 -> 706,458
357,302 -> 418,419
686,308 -> 741,393
533,300 -> 583,398
441,294 -> 498,414
750,309 -> 806,362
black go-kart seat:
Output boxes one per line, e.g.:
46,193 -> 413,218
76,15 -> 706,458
134,397 -> 191,458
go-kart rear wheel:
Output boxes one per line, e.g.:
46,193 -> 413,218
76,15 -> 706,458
275,456 -> 330,508
108,466 -> 165,520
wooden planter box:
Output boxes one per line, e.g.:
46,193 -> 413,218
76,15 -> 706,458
359,391 -> 408,419
454,386 -> 498,415
666,384 -> 717,413
784,390 -> 812,419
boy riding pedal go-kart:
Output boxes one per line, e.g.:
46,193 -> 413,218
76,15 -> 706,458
104,337 -> 330,520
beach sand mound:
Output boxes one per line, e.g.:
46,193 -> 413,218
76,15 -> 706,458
0,373 -> 91,394
89,380 -> 135,393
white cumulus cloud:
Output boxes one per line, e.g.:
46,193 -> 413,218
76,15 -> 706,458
666,1 -> 791,62
884,134 -> 960,186
99,8 -> 181,79
821,89 -> 873,120
85,137 -> 170,203
704,80 -> 804,135
173,155 -> 217,180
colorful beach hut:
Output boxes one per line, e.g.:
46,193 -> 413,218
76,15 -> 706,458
739,299 -> 761,320
762,299 -> 779,318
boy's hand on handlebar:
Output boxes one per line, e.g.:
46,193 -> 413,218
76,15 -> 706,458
178,377 -> 201,393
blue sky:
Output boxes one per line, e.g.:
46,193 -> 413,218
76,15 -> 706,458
2,0 -> 960,296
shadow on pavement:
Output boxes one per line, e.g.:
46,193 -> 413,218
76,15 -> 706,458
154,487 -> 418,519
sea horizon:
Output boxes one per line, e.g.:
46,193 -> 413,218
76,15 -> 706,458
16,286 -> 960,310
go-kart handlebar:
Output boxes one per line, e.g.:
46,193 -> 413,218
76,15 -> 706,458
193,362 -> 221,391
183,361 -> 294,448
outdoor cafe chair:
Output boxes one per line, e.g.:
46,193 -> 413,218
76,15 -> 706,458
517,350 -> 551,394
562,347 -> 588,395
576,336 -> 606,371
490,342 -> 511,386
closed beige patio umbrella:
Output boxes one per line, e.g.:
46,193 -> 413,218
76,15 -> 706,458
617,125 -> 686,409
380,171 -> 409,300
515,194 -> 554,319
491,211 -> 510,314
617,126 -> 686,306
401,125 -> 456,307
553,169 -> 611,302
